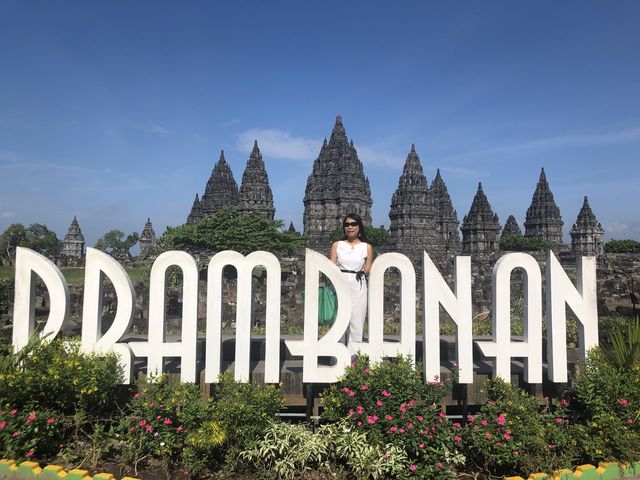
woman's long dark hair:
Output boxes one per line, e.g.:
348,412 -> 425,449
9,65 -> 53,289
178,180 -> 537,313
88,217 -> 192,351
341,212 -> 368,242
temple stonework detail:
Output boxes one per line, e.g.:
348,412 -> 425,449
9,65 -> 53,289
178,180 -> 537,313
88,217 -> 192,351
461,183 -> 501,254
430,169 -> 460,254
524,168 -> 564,248
570,196 -> 604,256
238,141 -> 275,220
388,145 -> 441,261
62,216 -> 85,258
139,218 -> 157,257
502,215 -> 522,238
303,116 -> 372,248
188,151 -> 239,224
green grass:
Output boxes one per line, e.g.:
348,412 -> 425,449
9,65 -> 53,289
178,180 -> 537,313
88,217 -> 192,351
0,265 -> 147,286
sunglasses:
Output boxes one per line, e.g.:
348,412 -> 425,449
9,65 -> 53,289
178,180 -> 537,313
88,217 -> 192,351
343,221 -> 359,227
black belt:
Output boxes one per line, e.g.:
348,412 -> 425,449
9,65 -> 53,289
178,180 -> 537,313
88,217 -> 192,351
340,269 -> 365,287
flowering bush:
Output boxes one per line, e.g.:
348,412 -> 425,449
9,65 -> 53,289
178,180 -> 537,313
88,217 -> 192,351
0,406 -> 62,461
0,336 -> 123,416
116,374 -> 214,476
462,378 -> 576,477
322,356 -> 463,478
572,347 -> 640,463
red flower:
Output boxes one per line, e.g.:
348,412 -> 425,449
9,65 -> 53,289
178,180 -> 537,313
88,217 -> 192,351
381,390 -> 391,397
26,450 -> 34,458
360,385 -> 369,391
409,465 -> 417,471
619,399 -> 629,407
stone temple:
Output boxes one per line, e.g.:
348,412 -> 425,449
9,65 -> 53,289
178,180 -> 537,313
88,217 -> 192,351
184,116 -> 605,259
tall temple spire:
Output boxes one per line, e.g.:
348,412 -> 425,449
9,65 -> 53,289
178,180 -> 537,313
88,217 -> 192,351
388,145 -> 441,262
570,196 -> 604,256
430,168 -> 461,253
239,140 -> 276,220
187,193 -> 202,224
139,218 -> 157,257
62,215 -> 85,258
524,168 -> 564,248
303,116 -> 372,248
198,149 -> 239,218
461,183 -> 501,254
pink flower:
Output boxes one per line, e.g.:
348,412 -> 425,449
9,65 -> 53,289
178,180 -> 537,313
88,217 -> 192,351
468,415 -> 475,422
360,385 -> 369,391
481,419 -> 488,426
177,426 -> 183,432
555,418 -> 563,424
47,418 -> 55,424
348,391 -> 355,397
26,450 -> 34,458
485,433 -> 491,439
367,415 -> 378,425
357,421 -> 362,427
561,399 -> 569,407
503,434 -> 511,440
453,422 -> 461,428
497,415 -> 505,426
399,428 -> 405,433
28,413 -> 37,421
454,435 -> 462,442
437,463 -> 443,468
417,415 -> 423,422
409,465 -> 417,472
388,426 -> 398,432
138,419 -> 147,427
419,443 -> 424,449
407,422 -> 413,429
130,426 -> 135,431
0,421 -> 5,430
146,425 -> 153,432
133,392 -> 141,398
627,418 -> 634,424
385,415 -> 394,420
376,400 -> 383,407
496,442 -> 502,446
342,387 -> 350,393
357,405 -> 364,414
363,367 -> 369,374
619,399 -> 629,407
513,450 -> 519,456
163,418 -> 173,425
9,409 -> 17,415
348,409 -> 354,417
12,431 -> 19,437
381,390 -> 391,397
149,403 -> 155,407
549,443 -> 557,449
400,407 -> 406,413
154,432 -> 159,437
156,415 -> 161,419
439,411 -> 446,418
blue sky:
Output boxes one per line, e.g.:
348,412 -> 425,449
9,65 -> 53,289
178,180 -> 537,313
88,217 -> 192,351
1,1 -> 639,247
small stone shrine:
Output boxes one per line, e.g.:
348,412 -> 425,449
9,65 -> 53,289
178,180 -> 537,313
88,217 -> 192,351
461,183 -> 501,254
524,168 -> 564,249
570,196 -> 604,256
430,168 -> 461,254
238,141 -> 275,220
62,216 -> 85,258
139,218 -> 157,257
502,215 -> 522,238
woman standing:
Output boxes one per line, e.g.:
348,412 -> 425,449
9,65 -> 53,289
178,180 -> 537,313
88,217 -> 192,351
330,213 -> 373,355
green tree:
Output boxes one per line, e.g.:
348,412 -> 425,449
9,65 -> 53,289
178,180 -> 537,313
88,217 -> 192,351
500,235 -> 550,252
0,223 -> 62,265
160,208 -> 307,255
604,239 -> 640,253
95,229 -> 139,255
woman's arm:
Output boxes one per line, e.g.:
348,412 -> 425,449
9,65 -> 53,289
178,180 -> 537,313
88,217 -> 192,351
330,241 -> 339,265
364,243 -> 374,275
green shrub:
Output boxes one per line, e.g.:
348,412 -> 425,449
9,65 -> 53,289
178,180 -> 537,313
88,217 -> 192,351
322,355 -> 462,478
462,378 -> 576,477
604,239 -> 640,253
500,235 -> 550,251
240,421 -> 331,479
0,336 -> 123,416
0,277 -> 13,314
572,346 -> 640,463
211,371 -> 285,449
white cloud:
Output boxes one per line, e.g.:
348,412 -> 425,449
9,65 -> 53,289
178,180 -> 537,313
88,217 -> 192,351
0,211 -> 15,219
355,146 -> 404,168
448,125 -> 640,161
129,122 -> 170,135
237,129 -> 320,161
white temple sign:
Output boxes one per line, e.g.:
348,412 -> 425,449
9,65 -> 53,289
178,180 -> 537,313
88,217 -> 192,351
12,248 -> 598,385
